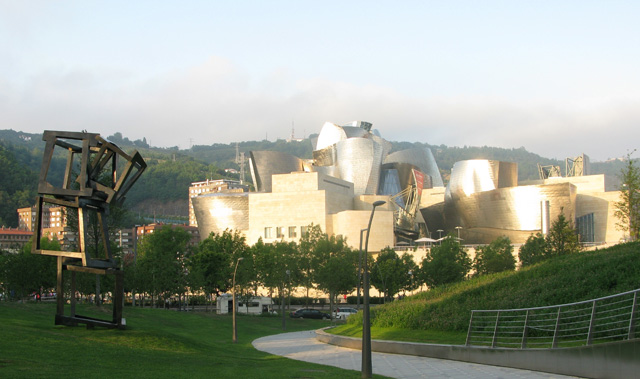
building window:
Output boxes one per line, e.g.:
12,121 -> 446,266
276,227 -> 284,238
288,226 -> 297,238
264,227 -> 272,239
576,213 -> 595,243
301,226 -> 308,238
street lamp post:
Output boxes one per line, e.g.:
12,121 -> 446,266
132,225 -> 139,307
282,269 -> 290,331
455,226 -> 463,240
362,200 -> 386,378
357,228 -> 367,311
437,229 -> 443,239
232,257 -> 244,344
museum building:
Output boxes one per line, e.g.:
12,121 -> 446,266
192,121 -> 627,251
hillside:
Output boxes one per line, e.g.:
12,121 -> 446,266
342,242 -> 640,334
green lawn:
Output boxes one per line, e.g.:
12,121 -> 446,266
0,302 -> 387,378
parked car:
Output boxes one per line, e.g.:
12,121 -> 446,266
334,307 -> 358,320
289,308 -> 331,319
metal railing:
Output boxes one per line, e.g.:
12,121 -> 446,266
466,289 -> 639,349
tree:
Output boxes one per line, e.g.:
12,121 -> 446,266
518,233 -> 547,267
312,234 -> 357,317
399,252 -> 420,295
420,237 -> 471,288
0,237 -> 58,301
473,236 -> 516,276
189,229 -> 249,311
546,212 -> 581,257
254,240 -> 299,329
135,226 -> 192,307
614,151 -> 640,241
371,248 -> 417,302
297,224 -> 323,307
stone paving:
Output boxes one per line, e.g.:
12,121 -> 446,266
252,330 -> 579,379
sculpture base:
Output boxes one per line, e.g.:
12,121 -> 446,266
55,257 -> 125,330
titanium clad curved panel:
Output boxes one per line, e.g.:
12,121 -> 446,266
370,133 -> 393,159
497,161 -> 518,188
312,145 -> 337,166
446,160 -> 497,202
445,160 -> 517,202
335,138 -> 374,196
448,182 -> 576,233
365,135 -> 387,195
193,193 -> 249,238
248,151 -> 304,192
315,122 -> 347,151
342,126 -> 368,139
384,147 -> 444,187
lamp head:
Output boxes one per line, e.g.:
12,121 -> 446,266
373,200 -> 386,207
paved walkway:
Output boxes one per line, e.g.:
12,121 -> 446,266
252,330 -> 578,379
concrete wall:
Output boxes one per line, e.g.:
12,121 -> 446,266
247,190 -> 328,245
419,187 -> 446,208
576,190 -> 625,243
247,171 -> 356,245
331,210 -> 395,252
316,329 -> 640,379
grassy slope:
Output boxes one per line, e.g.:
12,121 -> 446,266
0,303 -> 387,379
332,242 -> 640,342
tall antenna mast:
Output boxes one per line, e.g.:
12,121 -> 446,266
239,152 -> 245,184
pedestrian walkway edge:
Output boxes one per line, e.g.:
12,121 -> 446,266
315,328 -> 640,379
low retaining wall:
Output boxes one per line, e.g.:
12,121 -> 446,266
316,329 -> 639,379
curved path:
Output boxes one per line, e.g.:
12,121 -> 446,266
253,330 -> 577,379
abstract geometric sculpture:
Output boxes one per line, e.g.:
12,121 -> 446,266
32,130 -> 146,328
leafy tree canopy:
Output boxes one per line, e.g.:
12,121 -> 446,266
473,236 -> 516,276
518,233 -> 547,267
546,212 -> 581,257
420,237 -> 471,288
614,150 -> 640,241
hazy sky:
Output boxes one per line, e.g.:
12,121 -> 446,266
1,1 -> 639,161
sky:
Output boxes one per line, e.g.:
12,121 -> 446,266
1,1 -> 639,162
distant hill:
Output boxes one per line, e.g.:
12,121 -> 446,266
0,129 -> 631,227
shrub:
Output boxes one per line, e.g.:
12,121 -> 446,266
473,236 -> 515,275
519,233 -> 547,267
420,237 -> 471,288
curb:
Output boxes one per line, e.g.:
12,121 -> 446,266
315,328 -> 640,379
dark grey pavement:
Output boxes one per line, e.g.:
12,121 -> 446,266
252,330 -> 578,379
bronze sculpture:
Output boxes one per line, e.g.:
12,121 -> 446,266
32,131 -> 146,328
